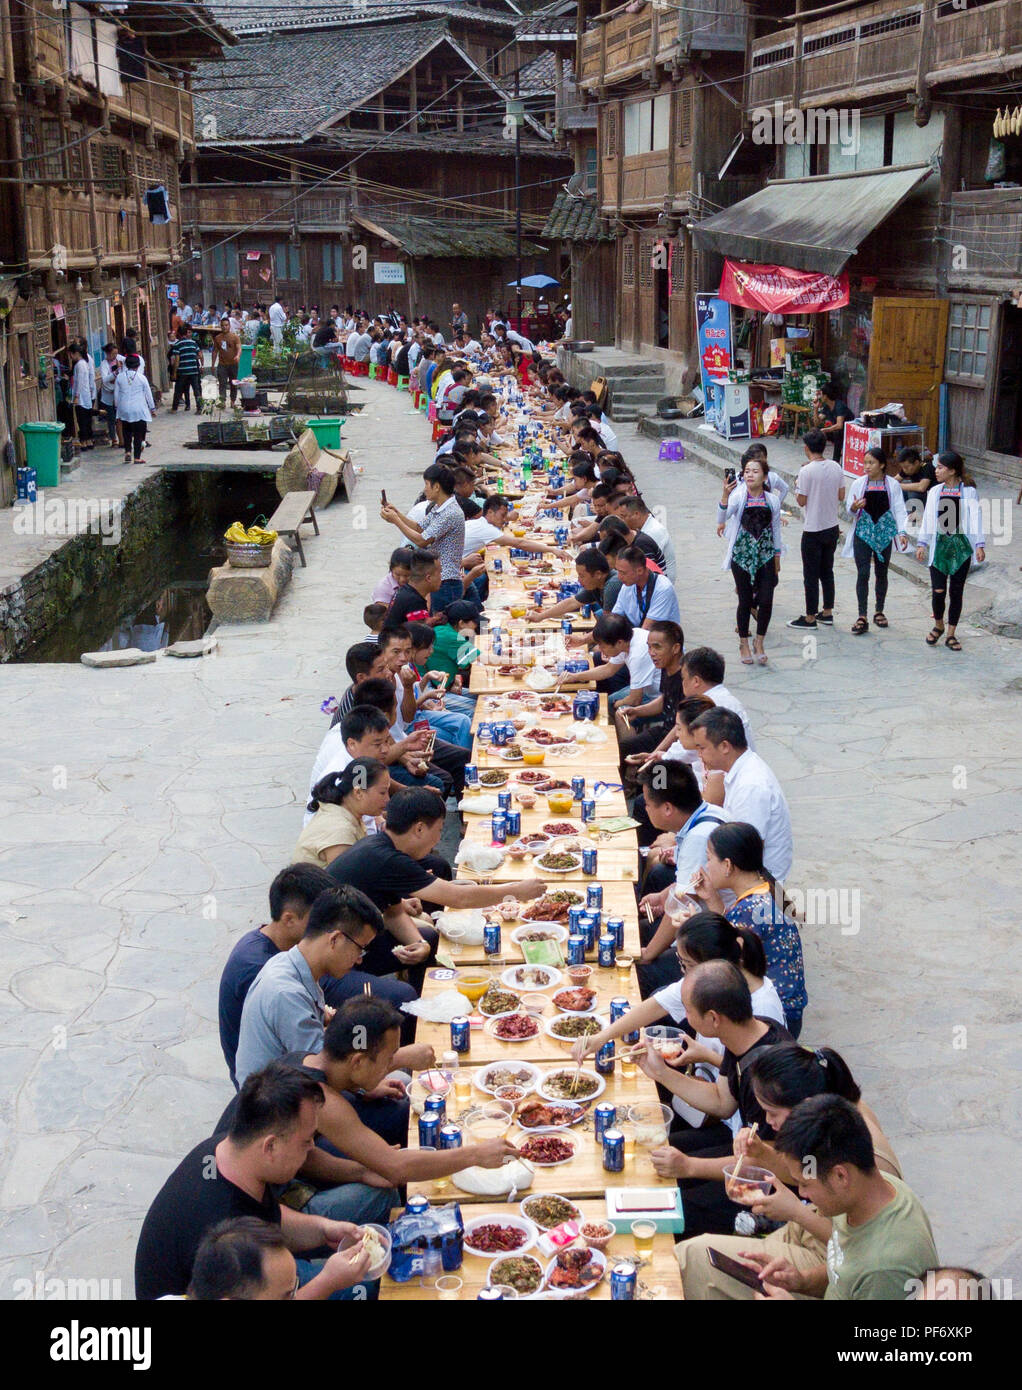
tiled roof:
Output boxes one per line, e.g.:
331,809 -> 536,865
541,190 -> 610,242
518,51 -> 595,129
207,1 -> 518,37
355,212 -> 547,258
515,0 -> 576,40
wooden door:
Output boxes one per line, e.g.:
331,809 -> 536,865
866,297 -> 949,451
240,251 -> 275,301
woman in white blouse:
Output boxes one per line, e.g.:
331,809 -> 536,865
915,451 -> 985,651
113,354 -> 155,464
717,458 -> 783,666
842,446 -> 910,634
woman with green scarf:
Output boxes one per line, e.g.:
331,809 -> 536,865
842,446 -> 910,634
717,457 -> 783,667
916,451 -> 986,651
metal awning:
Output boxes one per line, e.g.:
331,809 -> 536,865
693,164 -> 933,276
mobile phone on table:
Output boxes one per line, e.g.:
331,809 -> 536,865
724,468 -> 737,485
706,1248 -> 765,1294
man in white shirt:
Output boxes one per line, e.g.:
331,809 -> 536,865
268,298 -> 287,347
789,428 -> 846,629
305,707 -> 392,825
70,345 -> 96,448
462,496 -> 568,562
503,327 -> 534,352
612,546 -> 681,628
179,301 -> 194,326
345,326 -> 361,358
587,406 -> 618,452
680,647 -> 754,750
615,495 -> 676,583
559,612 -> 658,710
690,707 -> 792,881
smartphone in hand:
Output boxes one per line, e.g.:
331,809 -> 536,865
381,489 -> 388,505
706,1248 -> 765,1294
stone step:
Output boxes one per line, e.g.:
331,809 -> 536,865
611,388 -> 664,403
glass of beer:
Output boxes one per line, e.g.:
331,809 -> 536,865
454,1071 -> 473,1108
615,954 -> 634,988
619,1052 -> 638,1082
631,1220 -> 656,1257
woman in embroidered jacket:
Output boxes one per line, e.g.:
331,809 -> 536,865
717,458 -> 783,668
915,451 -> 986,652
842,446 -> 910,634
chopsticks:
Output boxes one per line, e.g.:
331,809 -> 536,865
643,901 -> 655,923
363,980 -> 372,996
730,1122 -> 759,1181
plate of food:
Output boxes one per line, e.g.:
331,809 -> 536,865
474,1062 -> 541,1096
501,963 -> 563,991
515,769 -> 550,786
551,986 -> 599,1014
515,1098 -> 587,1130
541,821 -> 583,840
478,769 -> 509,788
537,1067 -> 605,1102
507,832 -> 551,856
486,1254 -> 545,1298
485,1012 -> 541,1043
518,1193 -> 582,1231
520,890 -> 584,923
524,728 -> 577,746
544,1247 -> 607,1297
477,985 -> 523,1018
538,696 -> 572,715
463,1214 -> 539,1260
518,1133 -> 576,1167
510,922 -> 569,946
534,850 -> 583,874
544,1013 -> 606,1046
500,744 -> 525,762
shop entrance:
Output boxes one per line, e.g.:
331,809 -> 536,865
991,304 -> 1022,456
655,263 -> 670,348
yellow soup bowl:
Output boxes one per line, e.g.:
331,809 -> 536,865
454,970 -> 492,1005
522,750 -> 546,766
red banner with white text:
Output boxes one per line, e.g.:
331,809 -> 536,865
719,260 -> 850,313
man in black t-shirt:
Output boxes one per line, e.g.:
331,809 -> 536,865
134,1063 -> 372,1300
815,384 -> 849,462
896,447 -> 937,523
616,619 -> 685,763
384,550 -> 441,629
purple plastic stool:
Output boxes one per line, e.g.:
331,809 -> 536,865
658,440 -> 685,461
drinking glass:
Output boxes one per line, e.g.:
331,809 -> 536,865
631,1220 -> 656,1257
454,1072 -> 473,1107
619,1055 -> 638,1082
615,954 -> 634,988
434,1276 -> 462,1300
628,1102 -> 673,1149
444,926 -> 465,961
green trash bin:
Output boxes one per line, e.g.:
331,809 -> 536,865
238,343 -> 254,378
306,417 -> 345,451
19,421 -> 64,488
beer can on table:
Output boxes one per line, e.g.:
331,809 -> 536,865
418,1112 -> 441,1149
609,997 -> 630,1023
586,883 -> 603,911
610,1262 -> 638,1300
571,776 -> 586,801
533,589 -> 545,607
594,1102 -> 617,1142
492,635 -> 503,657
595,1040 -> 616,1075
498,791 -> 512,811
602,1128 -> 625,1173
438,1123 -> 463,1150
493,557 -> 503,573
465,763 -> 479,788
555,527 -> 568,545
581,604 -> 593,619
581,799 -> 596,824
483,923 -> 501,957
568,905 -> 586,934
573,692 -> 594,721
506,810 -> 521,837
598,933 -> 616,968
491,813 -> 507,844
607,915 -> 624,950
477,722 -> 492,744
424,1095 -> 447,1122
582,847 -> 598,876
450,1016 -> 471,1053
491,723 -> 507,747
582,914 -> 598,951
561,618 -> 573,636
477,1288 -> 505,1300
566,933 -> 586,966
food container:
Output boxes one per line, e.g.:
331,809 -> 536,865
627,1102 -> 673,1148
566,965 -> 593,986
643,1025 -> 687,1062
522,750 -> 546,766
723,1164 -> 776,1204
357,1223 -> 392,1280
579,1222 -> 615,1253
520,992 -> 549,1016
546,792 -> 574,815
453,968 -> 492,1005
516,791 -> 537,809
225,540 -> 274,569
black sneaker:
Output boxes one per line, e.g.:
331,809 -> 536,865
817,613 -> 834,626
787,615 -> 817,629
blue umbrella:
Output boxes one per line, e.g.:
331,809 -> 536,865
507,274 -> 559,289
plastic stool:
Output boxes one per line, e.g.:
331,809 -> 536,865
387,367 -> 397,386
427,400 -> 437,422
432,419 -> 443,441
657,440 -> 685,461
397,376 -> 409,392
418,395 -> 429,413
368,363 -> 379,379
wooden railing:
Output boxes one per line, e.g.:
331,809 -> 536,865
579,0 -> 746,88
748,0 -> 1022,110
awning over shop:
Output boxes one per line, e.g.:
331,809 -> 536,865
693,165 -> 933,276
719,261 -> 849,313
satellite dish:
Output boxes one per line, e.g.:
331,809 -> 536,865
562,171 -> 587,197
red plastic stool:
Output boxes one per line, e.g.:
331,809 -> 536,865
387,367 -> 397,386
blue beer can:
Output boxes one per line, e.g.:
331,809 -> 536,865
602,1129 -> 625,1173
465,763 -> 479,788
608,916 -> 624,950
418,1111 -> 441,1148
492,636 -> 503,657
483,922 -> 501,956
593,1102 -> 617,1142
491,723 -> 507,747
598,933 -> 616,968
424,1094 -> 447,1123
581,799 -> 596,824
566,933 -> 586,966
581,604 -> 593,619
477,1288 -> 505,1300
595,1040 -> 616,1075
491,813 -> 507,844
571,776 -> 586,801
450,1016 -> 471,1053
582,847 -> 597,876
506,810 -> 521,837
582,914 -> 598,951
555,527 -> 568,545
568,905 -> 586,934
609,997 -> 629,1023
533,589 -> 545,607
573,693 -> 594,721
586,885 -> 603,913
493,557 -> 503,573
498,791 -> 512,811
561,619 -> 573,636
438,1123 -> 463,1150
610,1262 -> 638,1300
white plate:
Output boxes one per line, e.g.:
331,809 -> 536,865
500,749 -> 526,762
533,852 -> 583,875
485,1253 -> 546,1298
510,922 -> 569,946
517,1133 -> 577,1167
473,1061 -> 542,1096
477,990 -> 523,1018
518,1193 -> 583,1231
538,821 -> 583,839
533,742 -> 582,759
515,1098 -> 587,1131
543,1248 -> 607,1298
551,987 -> 600,1016
501,963 -> 563,990
462,1213 -> 539,1260
543,1013 -> 607,1045
536,1067 -> 606,1103
483,1013 -> 543,1044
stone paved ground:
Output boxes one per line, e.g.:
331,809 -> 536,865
1,379 -> 1021,1298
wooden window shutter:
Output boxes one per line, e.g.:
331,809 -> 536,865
622,237 -> 635,288
40,120 -> 65,182
670,238 -> 686,294
676,89 -> 692,147
66,127 -> 86,188
20,113 -> 40,182
639,238 -> 655,290
604,107 -> 618,158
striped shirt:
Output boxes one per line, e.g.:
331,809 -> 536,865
170,338 -> 201,375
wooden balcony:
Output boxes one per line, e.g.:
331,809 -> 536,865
946,187 -> 1022,287
183,184 -> 353,232
579,0 -> 746,90
748,0 -> 1022,110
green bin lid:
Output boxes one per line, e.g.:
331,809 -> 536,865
18,421 -> 65,433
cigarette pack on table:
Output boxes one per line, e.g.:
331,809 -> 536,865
605,1188 -> 685,1234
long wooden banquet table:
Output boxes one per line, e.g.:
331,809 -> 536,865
383,420 -> 683,1298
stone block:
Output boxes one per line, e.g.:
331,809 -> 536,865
166,637 -> 219,658
80,648 -> 157,668
206,538 -> 294,623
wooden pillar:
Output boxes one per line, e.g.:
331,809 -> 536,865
456,88 -> 463,133
378,92 -> 385,133
409,66 -> 418,134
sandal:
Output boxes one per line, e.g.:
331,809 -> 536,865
851,617 -> 869,635
925,626 -> 944,645
945,635 -> 962,651
739,641 -> 753,666
873,613 -> 888,628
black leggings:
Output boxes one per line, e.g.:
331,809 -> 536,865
801,525 -> 839,615
930,559 -> 971,627
731,561 -> 777,638
122,419 -> 147,460
853,536 -> 891,617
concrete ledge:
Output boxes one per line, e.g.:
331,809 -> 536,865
206,538 -> 295,623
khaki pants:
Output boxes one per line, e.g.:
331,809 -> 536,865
676,1222 -> 826,1301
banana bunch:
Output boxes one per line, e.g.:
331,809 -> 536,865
993,107 -> 1022,138
225,521 -> 277,545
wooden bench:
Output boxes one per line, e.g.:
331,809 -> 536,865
267,489 -> 318,567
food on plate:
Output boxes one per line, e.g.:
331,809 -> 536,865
494,1086 -> 527,1103
507,965 -> 554,988
519,1134 -> 574,1164
552,987 -> 597,1012
492,1012 -> 540,1040
509,667 -> 528,680
511,833 -> 551,853
543,1070 -> 599,1099
725,1175 -> 774,1204
547,1247 -> 603,1290
579,1222 -> 615,1250
481,1066 -> 535,1090
520,929 -> 559,942
515,770 -> 549,786
521,1195 -> 581,1229
548,1015 -> 602,1039
489,1255 -> 544,1295
536,852 -> 581,871
468,1223 -> 529,1254
539,697 -> 571,714
516,1100 -> 584,1129
478,987 -> 522,1017
478,770 -> 509,787
526,728 -> 576,746
541,779 -> 572,792
542,822 -> 580,838
498,666 -> 513,677
502,744 -> 524,761
521,890 -> 584,922
566,965 -> 593,986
